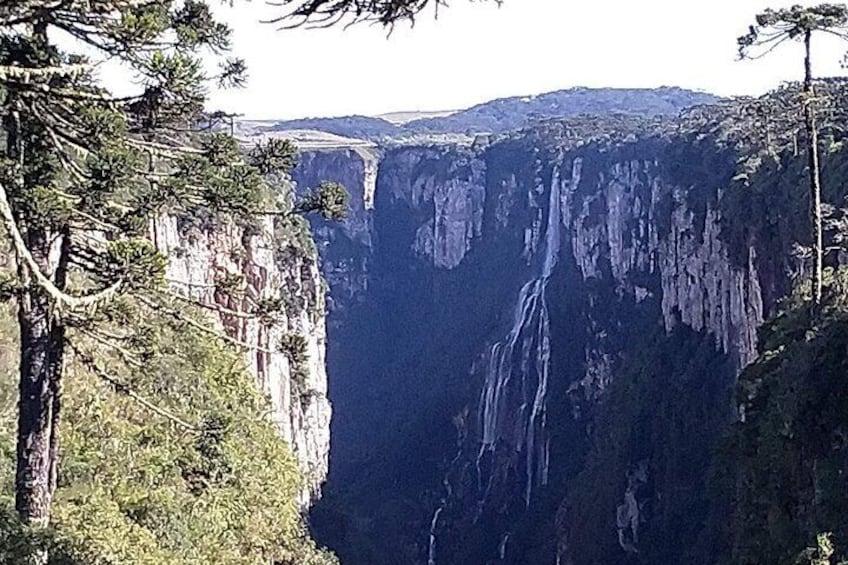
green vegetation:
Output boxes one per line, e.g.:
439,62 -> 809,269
249,139 -> 300,177
718,268 -> 848,564
797,534 -> 847,565
0,0 -> 350,562
267,87 -> 718,141
295,181 -> 350,221
264,0 -> 500,27
0,302 -> 336,564
564,322 -> 734,565
0,0 -> 278,536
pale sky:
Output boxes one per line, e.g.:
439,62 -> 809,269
199,0 -> 848,120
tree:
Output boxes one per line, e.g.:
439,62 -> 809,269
250,138 -> 300,176
723,268 -> 848,564
738,4 -> 848,304
265,0 -> 501,28
796,533 -> 847,565
0,303 -> 337,565
0,1 -> 304,554
295,181 -> 350,221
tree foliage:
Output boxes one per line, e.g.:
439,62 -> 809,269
249,138 -> 299,176
0,0 -> 282,534
295,181 -> 349,221
719,268 -> 848,565
0,303 -> 336,565
265,0 -> 501,28
738,4 -> 848,55
0,2 -> 343,562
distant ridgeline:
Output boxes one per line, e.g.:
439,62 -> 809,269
285,82 -> 848,565
251,87 -> 720,143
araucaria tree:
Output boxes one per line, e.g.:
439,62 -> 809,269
0,0 -> 314,548
738,3 -> 848,304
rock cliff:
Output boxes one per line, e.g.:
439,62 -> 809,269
150,210 -> 331,501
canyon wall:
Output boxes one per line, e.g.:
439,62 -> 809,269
301,122 -> 808,563
150,211 -> 331,501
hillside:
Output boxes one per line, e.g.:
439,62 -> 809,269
262,87 -> 719,142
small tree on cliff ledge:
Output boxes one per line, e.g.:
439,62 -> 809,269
296,181 -> 350,221
738,3 -> 848,304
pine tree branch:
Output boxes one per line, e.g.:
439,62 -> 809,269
51,126 -> 95,160
46,87 -> 138,104
745,34 -> 793,60
136,294 -> 276,354
158,288 -> 256,320
164,278 -> 219,290
126,138 -> 204,156
40,124 -> 91,182
68,340 -> 199,431
0,181 -> 122,311
73,327 -> 145,368
0,0 -> 69,25
31,101 -> 87,145
69,208 -> 124,233
0,63 -> 90,82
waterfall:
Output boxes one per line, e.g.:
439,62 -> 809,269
499,533 -> 511,560
428,506 -> 444,565
428,422 -> 466,565
477,166 -> 562,506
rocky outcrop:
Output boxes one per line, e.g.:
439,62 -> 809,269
150,213 -> 330,501
292,149 -> 378,327
564,157 -> 764,377
379,147 -> 486,269
615,461 -> 648,555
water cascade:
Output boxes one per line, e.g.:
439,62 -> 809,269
476,166 -> 562,506
428,507 -> 443,565
499,533 -> 511,560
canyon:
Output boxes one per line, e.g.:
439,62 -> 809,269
269,85 -> 838,564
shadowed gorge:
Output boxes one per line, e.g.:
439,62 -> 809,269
290,83 -> 848,564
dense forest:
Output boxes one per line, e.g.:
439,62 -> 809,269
0,0 -> 352,563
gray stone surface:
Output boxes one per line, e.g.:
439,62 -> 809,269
150,213 -> 330,502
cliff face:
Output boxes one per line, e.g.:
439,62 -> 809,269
150,213 -> 331,501
304,128 -> 801,564
292,149 -> 378,331
564,150 -> 764,374
549,141 -> 772,565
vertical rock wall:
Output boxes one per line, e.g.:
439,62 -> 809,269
150,213 -> 331,501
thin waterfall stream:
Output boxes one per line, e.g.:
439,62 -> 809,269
477,166 -> 562,507
427,168 -> 562,564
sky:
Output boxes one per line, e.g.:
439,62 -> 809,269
194,0 -> 848,119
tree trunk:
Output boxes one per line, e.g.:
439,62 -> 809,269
6,38 -> 68,564
15,238 -> 66,529
804,30 -> 823,304
14,226 -> 67,565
